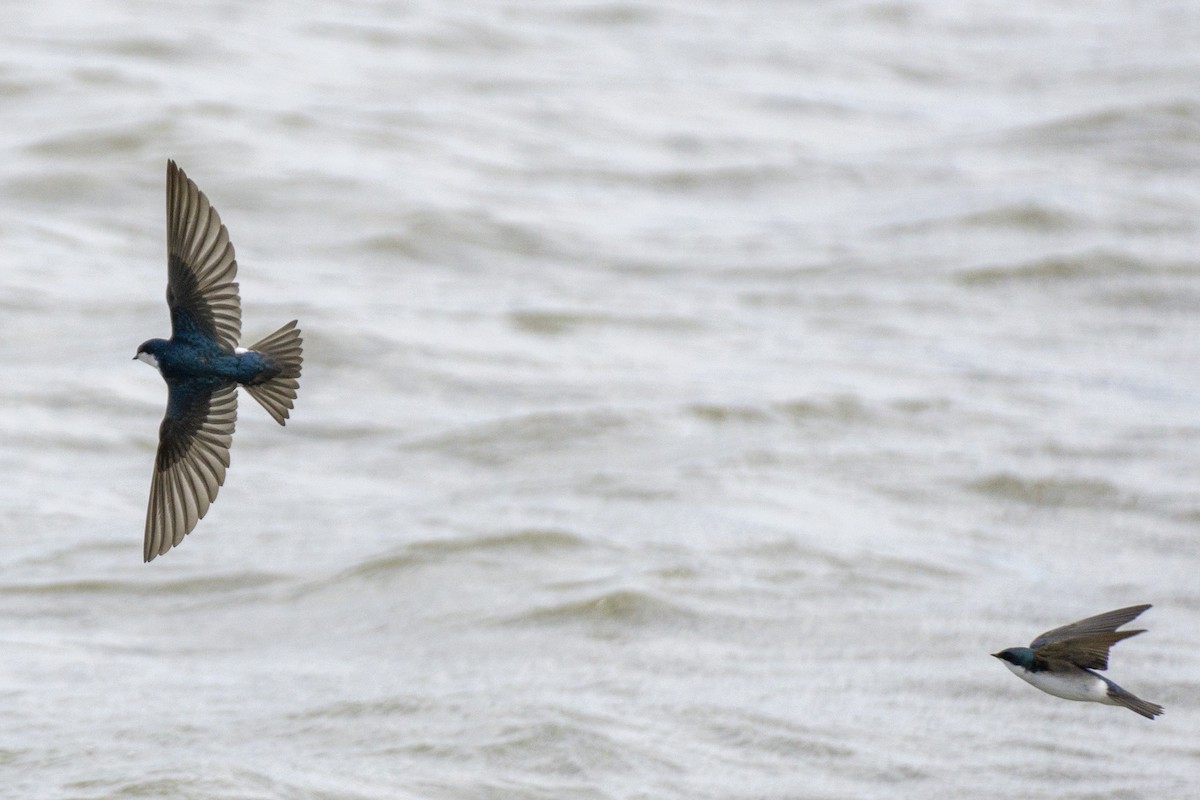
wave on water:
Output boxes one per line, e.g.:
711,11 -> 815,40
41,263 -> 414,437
355,208 -> 559,262
507,309 -> 705,337
498,587 -> 701,636
954,250 -> 1148,286
0,571 -> 287,598
1007,100 -> 1200,163
303,528 -> 590,588
967,472 -> 1128,509
404,410 -> 632,467
958,203 -> 1079,232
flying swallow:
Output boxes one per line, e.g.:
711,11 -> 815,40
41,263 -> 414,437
135,160 -> 302,561
992,604 -> 1163,719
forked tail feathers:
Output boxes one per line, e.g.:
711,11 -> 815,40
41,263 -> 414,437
243,320 -> 303,425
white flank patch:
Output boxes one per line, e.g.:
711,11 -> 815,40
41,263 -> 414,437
1004,663 -> 1112,704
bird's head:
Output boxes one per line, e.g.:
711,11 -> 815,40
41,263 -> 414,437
991,647 -> 1035,669
134,339 -> 167,371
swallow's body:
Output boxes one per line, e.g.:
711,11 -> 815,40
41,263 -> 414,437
1002,661 -> 1112,704
992,604 -> 1163,719
136,160 -> 302,562
138,337 -> 275,385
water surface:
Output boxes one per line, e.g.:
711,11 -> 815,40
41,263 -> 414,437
1,2 -> 1198,798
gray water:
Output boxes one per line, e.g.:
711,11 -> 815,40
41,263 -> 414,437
1,2 -> 1198,798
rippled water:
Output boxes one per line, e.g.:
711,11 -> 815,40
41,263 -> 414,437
1,2 -> 1198,798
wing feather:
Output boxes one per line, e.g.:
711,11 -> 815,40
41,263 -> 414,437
165,160 -> 242,352
1030,605 -> 1151,648
144,381 -> 238,562
1030,605 -> 1152,671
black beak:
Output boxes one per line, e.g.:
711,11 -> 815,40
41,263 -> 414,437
990,652 -> 1003,659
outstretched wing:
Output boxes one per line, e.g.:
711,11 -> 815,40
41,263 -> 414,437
144,379 -> 238,562
1030,604 -> 1151,670
166,160 -> 241,351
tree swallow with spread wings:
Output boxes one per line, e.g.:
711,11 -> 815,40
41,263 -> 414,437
992,604 -> 1163,719
135,160 -> 302,562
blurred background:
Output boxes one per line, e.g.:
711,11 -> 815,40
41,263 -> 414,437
0,2 -> 1197,798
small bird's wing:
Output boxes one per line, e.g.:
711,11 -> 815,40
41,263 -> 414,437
165,160 -> 241,352
1030,604 -> 1151,670
144,379 -> 238,562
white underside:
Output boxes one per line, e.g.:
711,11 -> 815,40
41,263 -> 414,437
1004,663 -> 1114,704
136,351 -> 161,372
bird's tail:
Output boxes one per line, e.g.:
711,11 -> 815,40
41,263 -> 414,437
1107,683 -> 1164,720
243,320 -> 303,425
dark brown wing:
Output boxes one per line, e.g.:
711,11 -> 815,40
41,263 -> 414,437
1030,605 -> 1151,670
144,379 -> 238,562
166,160 -> 241,351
